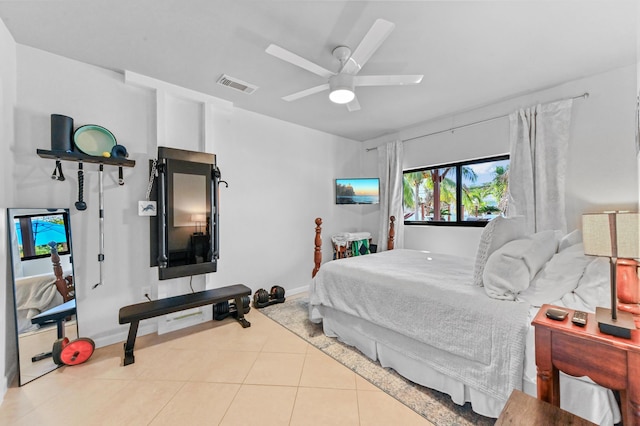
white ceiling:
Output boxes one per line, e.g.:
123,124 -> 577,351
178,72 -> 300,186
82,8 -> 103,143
0,1 -> 636,141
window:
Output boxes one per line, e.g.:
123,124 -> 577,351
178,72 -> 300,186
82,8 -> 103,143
403,155 -> 509,226
14,212 -> 71,259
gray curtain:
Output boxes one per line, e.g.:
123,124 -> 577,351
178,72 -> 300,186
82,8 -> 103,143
377,140 -> 404,250
507,99 -> 573,234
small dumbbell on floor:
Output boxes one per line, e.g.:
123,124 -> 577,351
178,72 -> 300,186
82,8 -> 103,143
213,296 -> 251,321
253,285 -> 286,309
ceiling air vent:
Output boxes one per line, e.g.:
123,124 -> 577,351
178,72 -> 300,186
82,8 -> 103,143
216,74 -> 258,94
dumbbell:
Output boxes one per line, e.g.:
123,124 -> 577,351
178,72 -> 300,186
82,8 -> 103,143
253,285 -> 286,309
213,296 -> 251,321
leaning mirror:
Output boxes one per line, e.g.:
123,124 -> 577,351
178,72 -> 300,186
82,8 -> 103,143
7,208 -> 78,385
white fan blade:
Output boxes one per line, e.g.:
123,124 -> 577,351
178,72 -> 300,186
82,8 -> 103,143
282,83 -> 330,102
354,75 -> 423,87
341,19 -> 395,75
346,96 -> 361,112
266,44 -> 335,79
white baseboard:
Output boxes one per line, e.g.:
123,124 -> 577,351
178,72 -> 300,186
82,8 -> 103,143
286,284 -> 309,297
91,321 -> 157,349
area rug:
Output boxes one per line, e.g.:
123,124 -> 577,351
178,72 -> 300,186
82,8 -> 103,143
259,296 -> 494,426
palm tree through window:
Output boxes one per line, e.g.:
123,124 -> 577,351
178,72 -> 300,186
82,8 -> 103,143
403,155 -> 509,226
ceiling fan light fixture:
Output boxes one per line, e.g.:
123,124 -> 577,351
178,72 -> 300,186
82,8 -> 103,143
329,88 -> 355,104
329,74 -> 355,104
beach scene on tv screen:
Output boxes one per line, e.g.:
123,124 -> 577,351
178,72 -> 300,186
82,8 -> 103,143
336,178 -> 379,204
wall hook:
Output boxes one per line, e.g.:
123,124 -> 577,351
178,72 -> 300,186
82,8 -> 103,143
219,180 -> 228,188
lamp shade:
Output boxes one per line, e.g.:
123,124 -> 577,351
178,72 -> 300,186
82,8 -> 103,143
582,213 -> 616,257
616,212 -> 640,259
582,212 -> 640,259
190,214 -> 206,223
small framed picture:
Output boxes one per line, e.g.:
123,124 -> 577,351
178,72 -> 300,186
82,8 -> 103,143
138,200 -> 157,216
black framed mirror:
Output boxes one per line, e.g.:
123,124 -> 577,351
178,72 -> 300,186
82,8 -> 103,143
150,147 -> 221,280
7,208 -> 78,385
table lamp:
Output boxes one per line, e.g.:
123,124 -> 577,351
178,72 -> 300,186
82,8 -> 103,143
582,212 -> 639,339
190,214 -> 206,235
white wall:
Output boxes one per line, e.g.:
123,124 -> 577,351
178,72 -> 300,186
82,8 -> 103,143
364,65 -> 638,259
8,45 -> 366,348
212,107 -> 363,291
0,16 -> 16,400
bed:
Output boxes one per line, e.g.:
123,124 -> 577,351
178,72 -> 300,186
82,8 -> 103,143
308,215 -> 622,424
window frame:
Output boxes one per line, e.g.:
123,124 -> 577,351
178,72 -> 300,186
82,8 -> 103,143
403,154 -> 509,227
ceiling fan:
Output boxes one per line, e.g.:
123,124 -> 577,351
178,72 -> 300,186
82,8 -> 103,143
266,19 -> 423,112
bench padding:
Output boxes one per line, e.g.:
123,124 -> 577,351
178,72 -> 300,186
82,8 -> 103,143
119,284 -> 251,323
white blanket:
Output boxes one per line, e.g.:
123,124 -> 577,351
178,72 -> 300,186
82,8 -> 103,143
14,272 -> 64,333
309,249 -> 530,402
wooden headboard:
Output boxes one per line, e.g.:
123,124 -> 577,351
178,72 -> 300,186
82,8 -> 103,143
312,216 -> 395,278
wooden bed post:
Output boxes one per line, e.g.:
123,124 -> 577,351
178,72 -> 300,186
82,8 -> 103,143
50,245 -> 74,302
387,216 -> 395,251
313,217 -> 322,278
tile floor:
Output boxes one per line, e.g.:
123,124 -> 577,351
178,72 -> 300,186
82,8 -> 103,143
0,306 -> 431,425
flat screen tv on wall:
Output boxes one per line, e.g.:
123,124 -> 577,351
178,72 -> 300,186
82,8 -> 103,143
335,178 -> 380,205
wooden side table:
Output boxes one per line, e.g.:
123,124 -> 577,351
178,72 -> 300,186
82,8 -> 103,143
496,389 -> 595,425
533,304 -> 640,426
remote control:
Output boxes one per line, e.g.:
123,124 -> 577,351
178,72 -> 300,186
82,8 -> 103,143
571,310 -> 588,327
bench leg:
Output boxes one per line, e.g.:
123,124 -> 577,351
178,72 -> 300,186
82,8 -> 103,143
123,320 -> 139,366
233,295 -> 251,328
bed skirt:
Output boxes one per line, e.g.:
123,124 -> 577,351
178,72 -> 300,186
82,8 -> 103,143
319,305 -> 620,424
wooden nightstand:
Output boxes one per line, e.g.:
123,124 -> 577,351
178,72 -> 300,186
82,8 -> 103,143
533,304 -> 640,426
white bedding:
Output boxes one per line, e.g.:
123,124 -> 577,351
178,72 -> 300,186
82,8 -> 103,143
310,249 -> 530,403
308,243 -> 621,423
14,272 -> 64,333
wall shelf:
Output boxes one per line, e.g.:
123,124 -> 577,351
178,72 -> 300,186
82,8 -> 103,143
37,149 -> 135,168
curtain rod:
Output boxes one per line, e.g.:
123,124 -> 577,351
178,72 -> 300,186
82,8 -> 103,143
366,92 -> 589,151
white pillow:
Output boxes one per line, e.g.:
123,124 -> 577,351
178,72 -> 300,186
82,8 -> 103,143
517,243 -> 590,306
483,230 -> 559,300
473,215 -> 527,286
558,229 -> 582,252
561,256 -> 611,311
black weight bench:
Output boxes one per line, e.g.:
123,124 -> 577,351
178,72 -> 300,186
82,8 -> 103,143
118,284 -> 251,366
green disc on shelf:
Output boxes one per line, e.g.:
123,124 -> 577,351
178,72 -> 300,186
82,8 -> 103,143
73,125 -> 116,156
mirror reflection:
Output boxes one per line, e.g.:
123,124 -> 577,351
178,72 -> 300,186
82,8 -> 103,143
8,208 -> 78,385
169,172 -> 209,266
